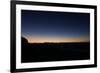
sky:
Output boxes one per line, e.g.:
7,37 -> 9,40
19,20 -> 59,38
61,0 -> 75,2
21,10 -> 90,43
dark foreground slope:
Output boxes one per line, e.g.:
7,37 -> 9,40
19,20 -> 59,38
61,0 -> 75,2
21,41 -> 90,63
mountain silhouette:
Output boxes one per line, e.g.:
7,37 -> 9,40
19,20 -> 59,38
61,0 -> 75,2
21,36 -> 90,63
21,36 -> 29,49
22,37 -> 28,43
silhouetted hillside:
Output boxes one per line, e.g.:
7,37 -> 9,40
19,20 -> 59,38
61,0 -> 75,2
21,37 -> 90,63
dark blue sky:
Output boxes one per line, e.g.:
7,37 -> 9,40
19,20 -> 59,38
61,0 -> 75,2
21,10 -> 90,43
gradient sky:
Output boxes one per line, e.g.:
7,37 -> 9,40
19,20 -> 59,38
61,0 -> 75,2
21,10 -> 90,43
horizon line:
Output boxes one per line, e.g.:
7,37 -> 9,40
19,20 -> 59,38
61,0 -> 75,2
28,41 -> 90,44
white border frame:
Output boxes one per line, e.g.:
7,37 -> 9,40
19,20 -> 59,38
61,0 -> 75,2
16,4 -> 95,69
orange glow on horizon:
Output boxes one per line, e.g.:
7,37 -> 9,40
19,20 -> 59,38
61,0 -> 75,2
25,36 -> 89,43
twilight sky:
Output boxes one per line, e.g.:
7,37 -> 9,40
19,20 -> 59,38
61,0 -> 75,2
21,10 -> 90,43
